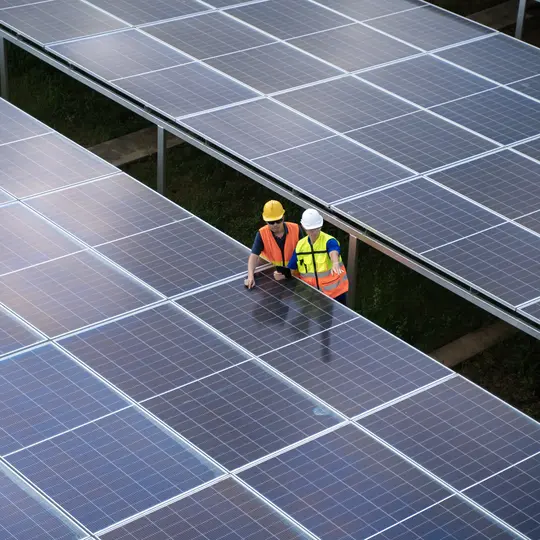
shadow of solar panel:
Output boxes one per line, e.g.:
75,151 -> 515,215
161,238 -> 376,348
431,87 -> 540,145
428,150 -> 540,219
463,454 -> 540,539
144,361 -> 340,469
261,317 -> 450,417
0,304 -> 42,358
314,0 -> 426,21
100,477 -> 308,540
0,0 -> 127,45
359,376 -> 540,491
515,210 -> 540,235
514,137 -> 540,162
239,424 -> 451,539
59,303 -> 251,401
6,407 -> 223,533
421,223 -> 540,307
51,30 -> 192,82
176,271 -> 355,356
275,76 -> 418,132
369,496 -> 519,540
0,250 -> 161,337
511,74 -> 540,101
96,219 -> 248,297
335,178 -> 503,254
0,133 -> 117,198
0,344 -> 127,455
0,99 -> 50,145
366,5 -> 493,50
26,173 -> 188,245
0,465 -> 86,540
254,136 -> 412,205
520,300 -> 540,324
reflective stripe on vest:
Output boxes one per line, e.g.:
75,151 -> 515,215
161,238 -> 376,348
259,222 -> 300,267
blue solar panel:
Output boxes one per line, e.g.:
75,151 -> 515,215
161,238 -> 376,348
510,74 -> 540,101
6,407 -> 223,533
239,424 -> 451,539
0,189 -> 14,205
0,344 -> 127,456
513,137 -> 540,162
314,0 -> 426,21
516,210 -> 540,235
0,98 -> 50,145
0,305 -> 43,358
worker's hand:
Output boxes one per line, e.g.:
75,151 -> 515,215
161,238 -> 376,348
245,276 -> 256,289
273,270 -> 286,281
331,261 -> 343,275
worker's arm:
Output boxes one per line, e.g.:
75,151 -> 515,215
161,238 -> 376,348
246,233 -> 264,288
274,250 -> 297,281
327,239 -> 343,275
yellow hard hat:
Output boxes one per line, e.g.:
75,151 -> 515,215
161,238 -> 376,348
262,200 -> 285,221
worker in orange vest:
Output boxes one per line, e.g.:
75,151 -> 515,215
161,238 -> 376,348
245,200 -> 302,289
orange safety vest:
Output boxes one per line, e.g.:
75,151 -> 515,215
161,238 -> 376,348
259,222 -> 300,267
295,231 -> 348,299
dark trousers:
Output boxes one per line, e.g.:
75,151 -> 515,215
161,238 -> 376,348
334,292 -> 347,306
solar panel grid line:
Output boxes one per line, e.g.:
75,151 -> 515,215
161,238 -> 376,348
0,130 -> 53,148
517,295 -> 540,310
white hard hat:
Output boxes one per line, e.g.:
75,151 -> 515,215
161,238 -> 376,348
301,208 -> 323,230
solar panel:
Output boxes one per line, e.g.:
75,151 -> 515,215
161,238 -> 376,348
0,0 -> 45,8
335,178 -> 504,254
59,303 -> 251,402
513,137 -> 540,162
0,133 -> 118,198
145,360 -> 340,469
261,317 -> 451,417
510,74 -> 540,100
239,424 -> 451,539
365,5 -> 493,51
226,0 -> 350,40
430,87 -> 540,145
176,271 -> 355,356
0,343 -> 127,456
0,0 -> 127,45
253,136 -> 412,205
142,12 -> 274,60
0,189 -> 13,205
463,454 -> 540,539
0,99 -> 50,145
515,211 -> 540,235
314,0 -> 426,21
275,76 -> 418,133
0,203 -> 83,275
428,150 -> 540,219
288,23 -> 419,72
205,42 -> 341,94
0,304 -> 42,358
357,55 -> 496,108
26,173 -> 189,246
50,30 -> 192,83
421,223 -> 540,308
347,111 -> 497,173
0,250 -> 161,337
436,34 -> 540,85
181,98 -> 332,160
99,477 -> 307,540
6,407 -> 222,533
112,63 -> 258,120
96,218 -> 248,297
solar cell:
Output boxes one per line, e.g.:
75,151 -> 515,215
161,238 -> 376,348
239,424 -> 451,539
204,0 -> 242,6
0,250 -> 161,337
226,0 -> 350,40
288,24 -> 419,72
142,12 -> 274,60
365,5 -> 493,51
358,55 -> 495,108
0,465 -> 86,540
428,150 -> 540,219
0,99 -> 50,145
0,133 -> 117,198
253,136 -> 412,205
59,303 -> 250,402
0,344 -> 127,455
421,223 -> 540,307
347,111 -> 497,173
51,30 -> 192,82
313,0 -> 426,21
430,87 -> 540,145
0,203 -> 83,275
513,137 -> 540,162
261,317 -> 451,417
112,63 -> 258,120
99,477 -> 307,540
0,304 -> 42,358
26,172 -> 189,246
205,42 -> 341,94
181,98 -> 332,159
97,219 -> 248,297
275,76 -> 418,132
0,0 -> 44,8
463,454 -> 540,539
0,0 -> 127,45
436,34 -> 540,84
6,407 -> 222,533
0,189 -> 13,205
510,74 -> 540,100
520,300 -> 540,324
515,211 -> 540,234
176,271 -> 355,356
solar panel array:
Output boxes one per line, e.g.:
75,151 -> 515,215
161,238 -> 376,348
1,97 -> 539,539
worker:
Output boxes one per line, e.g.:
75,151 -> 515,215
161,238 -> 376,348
245,200 -> 301,289
276,208 -> 349,305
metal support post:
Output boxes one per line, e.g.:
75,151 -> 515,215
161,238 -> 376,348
347,234 -> 359,310
515,0 -> 528,39
0,38 -> 8,100
157,126 -> 166,194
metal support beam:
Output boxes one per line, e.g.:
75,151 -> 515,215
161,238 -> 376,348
346,234 -> 359,309
157,126 -> 166,195
515,0 -> 528,39
0,37 -> 8,100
